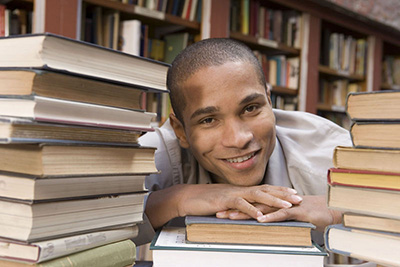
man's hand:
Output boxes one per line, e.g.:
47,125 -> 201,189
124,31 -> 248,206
145,183 -> 302,229
216,195 -> 342,232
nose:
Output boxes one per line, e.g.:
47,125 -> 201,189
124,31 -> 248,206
220,119 -> 253,149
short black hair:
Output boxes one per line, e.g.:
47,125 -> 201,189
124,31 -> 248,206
167,38 -> 266,124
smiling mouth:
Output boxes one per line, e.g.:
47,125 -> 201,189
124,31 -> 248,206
225,152 -> 256,163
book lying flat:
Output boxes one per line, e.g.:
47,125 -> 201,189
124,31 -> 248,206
0,171 -> 147,202
0,143 -> 157,176
328,168 -> 400,191
0,238 -> 136,267
343,213 -> 400,234
0,117 -> 141,145
327,184 -> 400,220
185,215 -> 315,247
0,192 -> 145,241
0,96 -> 156,131
351,122 -> 400,149
0,226 -> 138,263
0,33 -> 169,92
333,146 -> 400,173
0,68 -> 150,110
325,224 -> 400,267
346,89 -> 400,121
150,227 -> 327,267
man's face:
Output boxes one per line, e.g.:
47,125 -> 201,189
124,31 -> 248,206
172,61 -> 276,186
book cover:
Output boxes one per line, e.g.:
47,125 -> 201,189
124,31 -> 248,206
328,168 -> 400,191
0,192 -> 146,241
0,171 -> 148,202
163,32 -> 189,64
150,226 -> 326,267
0,226 -> 138,263
324,224 -> 400,267
0,239 -> 136,267
0,33 -> 169,92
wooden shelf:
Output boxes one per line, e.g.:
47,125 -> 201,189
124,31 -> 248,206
84,0 -> 200,31
318,65 -> 365,81
230,31 -> 300,56
271,86 -> 298,96
317,103 -> 346,113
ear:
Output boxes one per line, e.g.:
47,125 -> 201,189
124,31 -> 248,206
266,83 -> 272,106
169,113 -> 190,149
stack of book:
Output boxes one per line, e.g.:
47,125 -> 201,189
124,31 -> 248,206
150,215 -> 327,267
0,33 -> 169,266
325,90 -> 400,266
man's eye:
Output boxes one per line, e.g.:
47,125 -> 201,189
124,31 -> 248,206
244,105 -> 258,113
200,118 -> 214,124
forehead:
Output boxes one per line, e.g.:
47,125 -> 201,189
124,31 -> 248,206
180,61 -> 266,116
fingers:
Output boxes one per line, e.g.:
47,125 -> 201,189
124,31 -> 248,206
257,207 -> 295,223
246,185 -> 303,209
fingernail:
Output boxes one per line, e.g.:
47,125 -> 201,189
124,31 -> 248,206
292,195 -> 303,202
256,211 -> 263,217
288,188 -> 297,194
282,201 -> 292,208
258,214 -> 269,221
229,211 -> 239,217
216,211 -> 226,217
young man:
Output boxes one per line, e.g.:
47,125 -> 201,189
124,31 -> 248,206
139,38 -> 351,241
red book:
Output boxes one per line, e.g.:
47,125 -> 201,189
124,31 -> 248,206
0,5 -> 5,37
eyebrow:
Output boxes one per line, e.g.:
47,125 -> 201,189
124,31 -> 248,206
239,93 -> 266,106
190,106 -> 219,120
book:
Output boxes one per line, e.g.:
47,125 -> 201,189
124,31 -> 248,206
0,96 -> 156,131
346,90 -> 400,121
325,224 -> 400,267
0,117 -> 141,145
0,238 -> 136,267
343,213 -> 400,234
0,226 -> 138,263
163,32 -> 189,64
350,121 -> 400,149
0,68 -> 149,110
327,183 -> 400,220
0,192 -> 145,241
0,171 -> 147,201
121,19 -> 141,56
185,215 -> 315,247
328,168 -> 400,191
0,143 -> 157,176
0,33 -> 169,92
333,146 -> 400,173
150,226 -> 327,267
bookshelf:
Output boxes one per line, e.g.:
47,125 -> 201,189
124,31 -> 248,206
1,0 -> 400,124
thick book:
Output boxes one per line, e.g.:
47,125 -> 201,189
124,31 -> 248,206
0,171 -> 147,202
0,68 -> 149,110
325,224 -> 400,267
0,238 -> 136,267
0,96 -> 156,131
0,226 -> 138,263
150,226 -> 327,267
350,121 -> 400,149
327,183 -> 400,220
0,143 -> 157,176
346,89 -> 400,121
185,215 -> 315,247
0,33 -> 169,92
343,213 -> 400,234
328,168 -> 400,191
333,146 -> 400,173
0,192 -> 145,241
0,117 -> 141,145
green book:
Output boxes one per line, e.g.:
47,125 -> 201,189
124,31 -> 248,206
150,226 -> 326,267
163,32 -> 189,64
0,239 -> 136,267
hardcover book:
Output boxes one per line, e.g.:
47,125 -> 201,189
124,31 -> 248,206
0,226 -> 138,263
185,215 -> 315,247
343,213 -> 400,234
0,33 -> 169,92
350,121 -> 400,149
325,224 -> 400,267
0,192 -> 145,241
150,226 -> 327,267
0,143 -> 158,176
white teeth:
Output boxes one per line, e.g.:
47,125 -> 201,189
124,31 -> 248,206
226,152 -> 255,163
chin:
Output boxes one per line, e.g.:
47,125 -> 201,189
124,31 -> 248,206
228,177 -> 263,187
